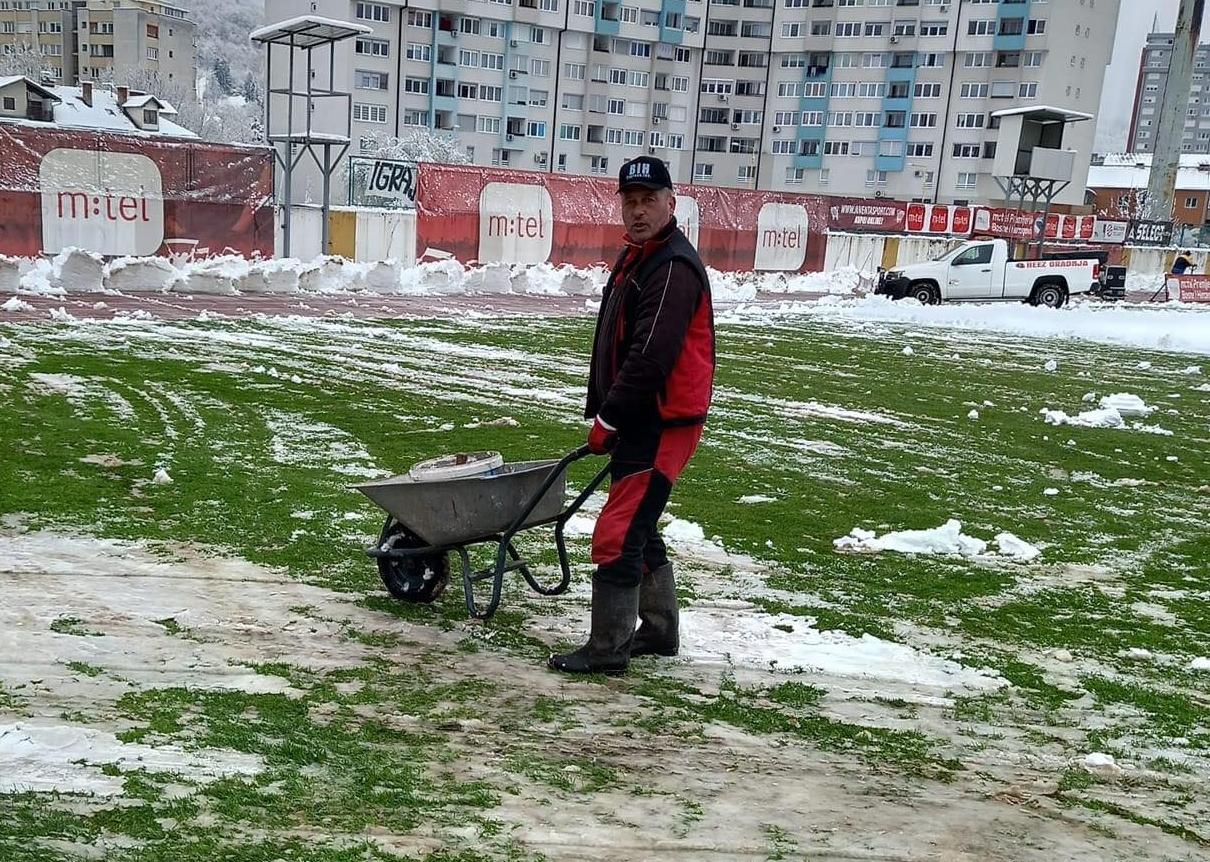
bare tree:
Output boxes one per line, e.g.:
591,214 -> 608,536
101,67 -> 262,145
0,42 -> 52,79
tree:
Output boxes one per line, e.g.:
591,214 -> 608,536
212,57 -> 234,95
0,42 -> 51,79
241,74 -> 259,105
356,128 -> 472,165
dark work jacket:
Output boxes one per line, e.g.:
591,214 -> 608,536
1172,256 -> 1194,275
585,218 -> 715,433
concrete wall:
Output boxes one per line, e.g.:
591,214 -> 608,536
276,205 -> 418,264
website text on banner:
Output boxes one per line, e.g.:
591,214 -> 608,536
1166,275 -> 1210,302
415,164 -> 830,272
0,125 -> 275,260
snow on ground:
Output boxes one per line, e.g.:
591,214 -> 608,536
1,249 -> 868,301
1042,391 -> 1173,436
679,603 -> 1005,691
722,295 -> 1210,356
833,519 -> 1041,561
0,723 -> 261,796
262,410 -> 392,479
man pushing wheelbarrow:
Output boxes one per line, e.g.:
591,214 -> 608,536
549,156 -> 716,676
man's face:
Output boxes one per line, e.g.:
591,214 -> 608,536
620,187 -> 675,242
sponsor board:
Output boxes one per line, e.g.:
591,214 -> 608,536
40,149 -> 165,257
972,207 -> 1039,240
354,157 -> 418,206
675,195 -> 700,248
1168,275 -> 1210,302
1090,219 -> 1128,244
827,198 -> 907,232
0,125 -> 273,259
1126,219 -> 1174,247
754,203 -> 809,271
478,182 -> 554,265
905,203 -> 972,235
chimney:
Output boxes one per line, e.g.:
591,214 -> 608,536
116,85 -> 129,106
81,81 -> 92,107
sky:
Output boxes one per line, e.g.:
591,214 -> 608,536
1097,0 -> 1210,151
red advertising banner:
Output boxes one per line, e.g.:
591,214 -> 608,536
1168,275 -> 1210,303
826,198 -> 907,232
904,203 -> 972,236
972,207 -> 1040,240
0,125 -> 274,259
416,164 -> 830,272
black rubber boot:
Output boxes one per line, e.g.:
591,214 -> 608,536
548,579 -> 639,675
630,563 -> 679,658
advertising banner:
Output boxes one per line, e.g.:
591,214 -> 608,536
1167,275 -> 1210,302
972,207 -> 1040,240
905,203 -> 972,236
1090,219 -> 1128,245
0,125 -> 274,259
827,198 -> 908,233
1126,219 -> 1175,247
415,164 -> 830,272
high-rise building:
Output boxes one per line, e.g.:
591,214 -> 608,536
1128,31 -> 1210,156
0,0 -> 196,91
266,0 -> 1120,204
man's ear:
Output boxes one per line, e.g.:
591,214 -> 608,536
669,192 -> 677,213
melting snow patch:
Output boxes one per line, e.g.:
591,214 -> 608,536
1044,359 -> 1058,372
738,495 -> 776,504
1081,752 -> 1123,777
967,409 -> 979,420
0,723 -> 262,796
902,345 -> 914,356
1099,393 -> 1153,417
1042,407 -> 1123,429
1,296 -> 34,313
1043,488 -> 1060,496
835,519 -> 986,557
1190,657 -> 1210,671
679,604 -> 1004,691
993,532 -> 1042,561
152,468 -> 173,485
1180,365 -> 1202,375
1123,648 -> 1154,662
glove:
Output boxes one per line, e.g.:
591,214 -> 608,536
586,416 -> 617,455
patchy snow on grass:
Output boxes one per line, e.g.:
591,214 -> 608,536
1099,393 -> 1153,417
2,296 -> 34,313
262,410 -> 390,479
834,519 -> 1040,562
1041,405 -> 1173,436
679,603 -> 1005,691
1190,657 -> 1210,671
0,723 -> 261,796
737,495 -> 777,504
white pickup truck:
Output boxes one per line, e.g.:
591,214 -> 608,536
876,239 -> 1101,308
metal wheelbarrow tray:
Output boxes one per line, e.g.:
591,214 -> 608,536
354,446 -> 609,619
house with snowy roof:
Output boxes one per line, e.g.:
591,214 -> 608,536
0,77 -> 194,138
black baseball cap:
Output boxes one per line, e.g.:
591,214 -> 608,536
617,156 -> 673,192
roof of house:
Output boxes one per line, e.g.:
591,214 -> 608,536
1088,153 -> 1210,192
121,94 -> 163,110
0,75 -> 62,101
0,83 -> 196,138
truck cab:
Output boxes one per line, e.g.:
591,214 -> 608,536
876,239 -> 1100,308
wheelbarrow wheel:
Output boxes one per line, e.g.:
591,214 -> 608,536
375,518 -> 450,604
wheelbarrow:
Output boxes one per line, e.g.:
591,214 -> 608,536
353,446 -> 610,619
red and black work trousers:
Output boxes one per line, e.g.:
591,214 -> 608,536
591,423 -> 703,588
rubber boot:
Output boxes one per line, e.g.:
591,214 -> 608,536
630,563 -> 679,658
548,579 -> 639,675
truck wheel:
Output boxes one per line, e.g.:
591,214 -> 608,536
910,281 -> 940,305
1032,282 -> 1067,309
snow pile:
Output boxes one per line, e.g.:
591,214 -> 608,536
679,604 -> 1004,690
152,467 -> 174,485
722,295 -> 1210,356
737,494 -> 776,504
1081,752 -> 1123,777
1,296 -> 34,313
1044,359 -> 1058,372
1098,392 -> 1153,417
0,723 -> 261,795
1190,657 -> 1210,671
833,519 -> 1041,561
1041,400 -> 1172,436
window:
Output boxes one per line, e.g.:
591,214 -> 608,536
1024,51 -> 1044,68
811,21 -> 831,36
529,90 -> 548,107
964,52 -> 992,68
906,142 -> 933,157
458,50 -> 480,67
560,123 -> 581,140
478,116 -> 500,134
836,22 -> 861,37
990,81 -> 1016,98
802,111 -> 823,126
356,2 -> 390,22
574,0 -> 594,15
961,83 -> 989,99
777,82 -> 801,98
956,113 -> 985,128
968,20 -> 995,36
920,21 -> 947,37
953,143 -> 980,158
864,22 -> 885,37
606,128 -> 623,144
773,111 -> 799,126
629,71 -> 649,88
359,70 -> 391,90
910,112 -> 937,128
631,42 -> 651,57
353,103 -> 388,123
407,9 -> 432,27
531,58 -> 550,76
667,134 -> 684,149
1186,196 -> 1200,209
356,38 -> 390,57
914,83 -> 942,98
1027,19 -> 1046,35
458,83 -> 479,99
785,168 -> 805,185
146,47 -> 158,60
866,170 -> 889,186
1019,82 -> 1038,98
879,140 -> 904,157
565,62 -> 585,80
957,172 -> 978,190
953,244 -> 993,266
738,165 -> 757,182
590,156 -> 609,175
771,139 -> 795,154
624,130 -> 643,146
782,22 -> 801,37
483,53 -> 504,71
693,163 -> 713,180
406,43 -> 431,61
530,25 -> 546,43
672,76 -> 689,92
824,141 -> 849,155
147,23 -> 158,38
527,121 -> 547,138
403,110 -> 427,127
480,86 -> 502,102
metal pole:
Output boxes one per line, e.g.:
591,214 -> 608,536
1146,0 -> 1205,221
284,37 -> 296,259
321,146 -> 331,255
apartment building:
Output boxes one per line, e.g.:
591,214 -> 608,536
0,0 -> 195,89
267,0 -> 1119,204
1128,31 -> 1210,156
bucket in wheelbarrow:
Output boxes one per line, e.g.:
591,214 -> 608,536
353,451 -> 569,605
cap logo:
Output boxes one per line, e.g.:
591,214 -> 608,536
627,162 -> 651,180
